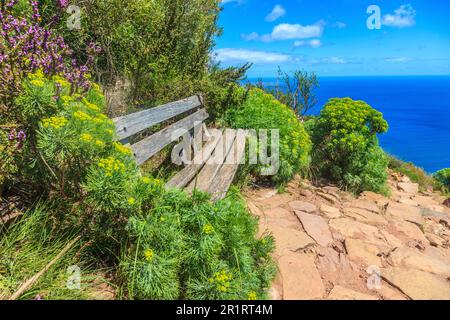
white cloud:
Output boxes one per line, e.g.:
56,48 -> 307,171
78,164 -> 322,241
265,5 -> 286,22
214,48 -> 291,64
270,22 -> 324,40
221,0 -> 245,5
242,21 -> 324,42
310,57 -> 346,64
335,21 -> 347,29
385,57 -> 413,63
294,39 -> 322,48
241,32 -> 259,41
382,4 -> 416,28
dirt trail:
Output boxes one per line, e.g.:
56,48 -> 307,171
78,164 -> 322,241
244,172 -> 450,300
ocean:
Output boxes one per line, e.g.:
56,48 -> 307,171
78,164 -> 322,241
252,76 -> 450,174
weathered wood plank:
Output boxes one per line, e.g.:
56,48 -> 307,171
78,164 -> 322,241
165,129 -> 223,189
209,130 -> 247,201
113,95 -> 202,141
131,109 -> 209,165
186,129 -> 237,193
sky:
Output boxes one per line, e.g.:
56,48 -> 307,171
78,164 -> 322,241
214,0 -> 450,77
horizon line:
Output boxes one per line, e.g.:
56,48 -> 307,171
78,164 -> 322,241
246,74 -> 450,79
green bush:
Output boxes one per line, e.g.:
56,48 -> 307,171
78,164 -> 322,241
4,70 -> 136,243
434,168 -> 450,190
388,155 -> 436,191
308,97 -> 389,194
120,188 -> 276,300
224,88 -> 312,184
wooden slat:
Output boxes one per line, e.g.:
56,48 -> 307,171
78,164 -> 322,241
186,129 -> 237,193
131,109 -> 209,165
209,130 -> 247,201
165,129 -> 223,189
113,95 -> 202,141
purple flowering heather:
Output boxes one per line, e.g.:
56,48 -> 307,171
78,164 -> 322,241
58,0 -> 69,9
17,130 -> 27,141
0,0 -> 100,105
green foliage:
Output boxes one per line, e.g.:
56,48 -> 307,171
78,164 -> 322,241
39,0 -> 247,118
0,205 -> 110,300
224,88 -> 312,184
0,129 -> 20,190
120,188 -> 276,300
388,155 -> 436,191
6,72 -> 275,299
308,97 -> 389,194
257,68 -> 320,116
434,168 -> 450,190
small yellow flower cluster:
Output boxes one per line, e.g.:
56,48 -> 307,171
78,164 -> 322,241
127,197 -> 136,205
42,116 -> 68,129
114,142 -> 133,156
80,133 -> 104,147
144,248 -> 154,262
54,76 -> 70,88
91,83 -> 101,92
203,223 -> 214,235
83,100 -> 101,112
30,79 -> 45,87
95,140 -> 105,147
209,270 -> 232,292
97,157 -> 125,177
60,95 -> 74,106
247,291 -> 257,300
73,111 -> 92,121
141,177 -> 151,184
30,69 -> 45,79
80,133 -> 93,142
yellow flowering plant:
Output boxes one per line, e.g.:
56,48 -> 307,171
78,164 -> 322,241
307,98 -> 389,194
122,188 -> 277,300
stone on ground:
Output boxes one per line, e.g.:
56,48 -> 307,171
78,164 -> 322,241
269,226 -> 315,257
320,204 -> 341,219
329,218 -> 384,245
397,182 -> 419,194
345,199 -> 380,214
388,247 -> 450,276
345,238 -> 383,266
295,211 -> 333,247
382,267 -> 450,300
328,285 -> 378,300
343,207 -> 388,226
385,202 -> 424,227
289,200 -> 317,213
278,253 -> 325,300
390,220 -> 428,243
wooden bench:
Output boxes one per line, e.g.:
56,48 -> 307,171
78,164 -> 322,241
112,95 -> 246,201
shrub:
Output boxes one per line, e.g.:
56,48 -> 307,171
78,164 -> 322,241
224,88 -> 312,184
121,188 -> 276,300
388,155 -> 436,191
257,68 -> 320,116
0,0 -> 97,193
37,0 -> 248,118
309,97 -> 389,194
434,168 -> 450,190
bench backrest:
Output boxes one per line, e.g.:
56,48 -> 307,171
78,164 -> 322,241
113,95 -> 207,165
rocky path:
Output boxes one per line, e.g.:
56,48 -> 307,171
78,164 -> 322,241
244,173 -> 450,300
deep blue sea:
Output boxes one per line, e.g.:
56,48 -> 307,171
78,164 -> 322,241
251,76 -> 450,173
